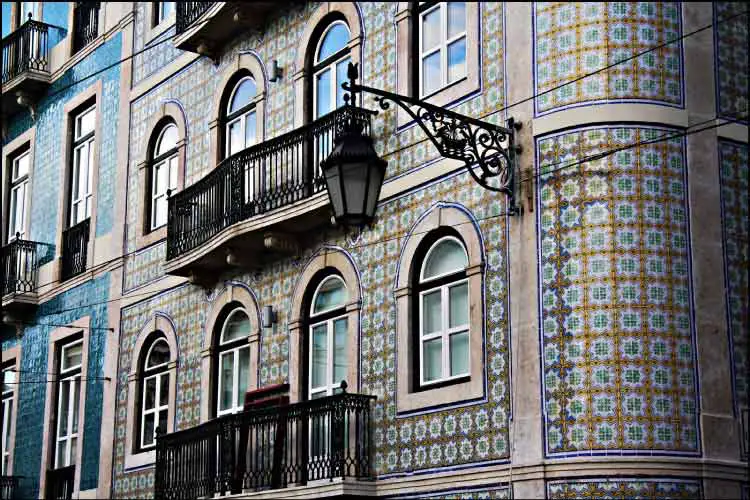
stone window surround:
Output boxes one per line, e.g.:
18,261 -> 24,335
1,345 -> 21,476
292,2 -> 363,129
395,204 -> 485,414
54,80 -> 103,281
1,127 -> 36,245
124,313 -> 178,470
395,2 -> 480,128
208,53 -> 267,169
38,316 -> 91,499
200,283 -> 261,423
135,101 -> 188,250
288,248 -> 362,403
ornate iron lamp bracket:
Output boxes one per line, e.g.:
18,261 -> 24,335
342,63 -> 521,213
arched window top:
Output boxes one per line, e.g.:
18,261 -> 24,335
420,236 -> 468,282
227,77 -> 257,115
311,275 -> 348,315
220,308 -> 251,344
145,337 -> 170,370
316,21 -> 350,64
155,123 -> 178,157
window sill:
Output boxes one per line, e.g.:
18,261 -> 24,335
124,448 -> 156,471
396,374 -> 483,415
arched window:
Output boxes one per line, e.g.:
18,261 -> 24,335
308,274 -> 349,399
216,308 -> 252,416
138,334 -> 171,450
149,123 -> 179,230
416,235 -> 469,385
225,77 -> 259,157
313,21 -> 351,119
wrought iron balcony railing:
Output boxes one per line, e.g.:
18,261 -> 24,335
167,105 -> 375,260
61,218 -> 90,281
0,475 -> 21,500
154,391 -> 376,500
1,19 -> 50,85
176,2 -> 214,35
0,236 -> 49,297
45,466 -> 74,500
72,2 -> 100,55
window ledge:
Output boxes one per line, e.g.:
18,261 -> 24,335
396,375 -> 483,415
124,448 -> 156,471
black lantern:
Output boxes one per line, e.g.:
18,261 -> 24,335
321,110 -> 387,227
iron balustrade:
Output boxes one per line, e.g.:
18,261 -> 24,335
0,236 -> 47,297
154,391 -> 376,500
167,105 -> 375,260
45,467 -> 74,500
176,2 -> 214,34
61,219 -> 90,281
72,2 -> 100,54
0,476 -> 20,500
1,19 -> 50,85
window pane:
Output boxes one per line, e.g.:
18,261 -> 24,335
220,353 -> 234,411
161,2 -> 175,19
71,378 -> 80,433
333,318 -> 347,385
143,413 -> 155,447
222,310 -> 250,343
159,373 -> 169,406
317,22 -> 350,62
336,58 -> 351,109
229,78 -> 257,114
2,369 -> 14,394
423,338 -> 442,382
421,8 -> 440,52
422,238 -> 468,280
157,409 -> 168,435
447,37 -> 467,82
144,377 -> 156,410
63,343 -> 82,371
228,120 -> 243,156
156,124 -> 178,156
313,276 -> 347,314
238,346 -> 249,405
56,441 -> 67,467
447,2 -> 466,38
153,197 -> 166,228
14,153 -> 30,179
168,156 -> 178,189
449,282 -> 468,327
422,51 -> 440,95
245,111 -> 257,147
147,339 -> 170,368
422,290 -> 442,334
87,141 -> 95,194
450,331 -> 469,376
58,381 -> 70,438
69,437 -> 77,465
77,107 -> 96,138
311,324 -> 327,389
316,69 -> 332,118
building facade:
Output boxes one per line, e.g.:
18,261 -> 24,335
1,2 -> 747,499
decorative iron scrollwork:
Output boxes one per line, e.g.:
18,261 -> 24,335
342,62 -> 521,212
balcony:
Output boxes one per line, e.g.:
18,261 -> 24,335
1,19 -> 52,116
72,2 -> 101,55
154,391 -> 376,500
1,475 -> 21,500
61,219 -> 90,282
1,237 -> 52,317
45,466 -> 74,500
165,106 -> 375,279
174,2 -> 280,57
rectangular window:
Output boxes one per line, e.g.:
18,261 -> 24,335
54,339 -> 82,469
2,364 -> 15,475
150,154 -> 178,230
418,2 -> 467,97
70,105 -> 95,227
7,149 -> 30,241
154,2 -> 175,26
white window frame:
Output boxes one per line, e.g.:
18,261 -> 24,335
2,365 -> 15,475
154,1 -> 174,26
308,275 -> 349,398
8,150 -> 30,241
55,340 -> 83,469
216,309 -> 251,417
150,125 -> 179,230
140,339 -> 170,450
225,76 -> 259,156
418,2 -> 468,98
312,21 -> 351,120
418,235 -> 470,386
70,105 -> 96,227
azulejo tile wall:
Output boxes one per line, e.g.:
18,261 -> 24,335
113,171 -> 510,498
388,484 -> 510,499
546,478 -> 702,499
713,3 -> 749,122
718,139 -> 749,459
132,2 -> 183,85
533,2 -> 683,116
2,276 -> 111,499
536,125 -> 699,456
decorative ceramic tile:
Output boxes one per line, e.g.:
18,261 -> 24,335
123,242 -> 167,292
534,2 -> 683,115
537,125 -> 699,456
718,139 -> 749,459
547,478 -> 702,499
714,3 -> 749,122
389,484 -> 510,499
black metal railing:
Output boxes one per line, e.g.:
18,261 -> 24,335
154,391 -> 376,500
176,2 -> 214,34
167,105 -> 375,260
0,236 -> 45,297
45,467 -> 74,500
0,476 -> 20,500
1,19 -> 50,85
72,2 -> 100,54
61,219 -> 90,281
